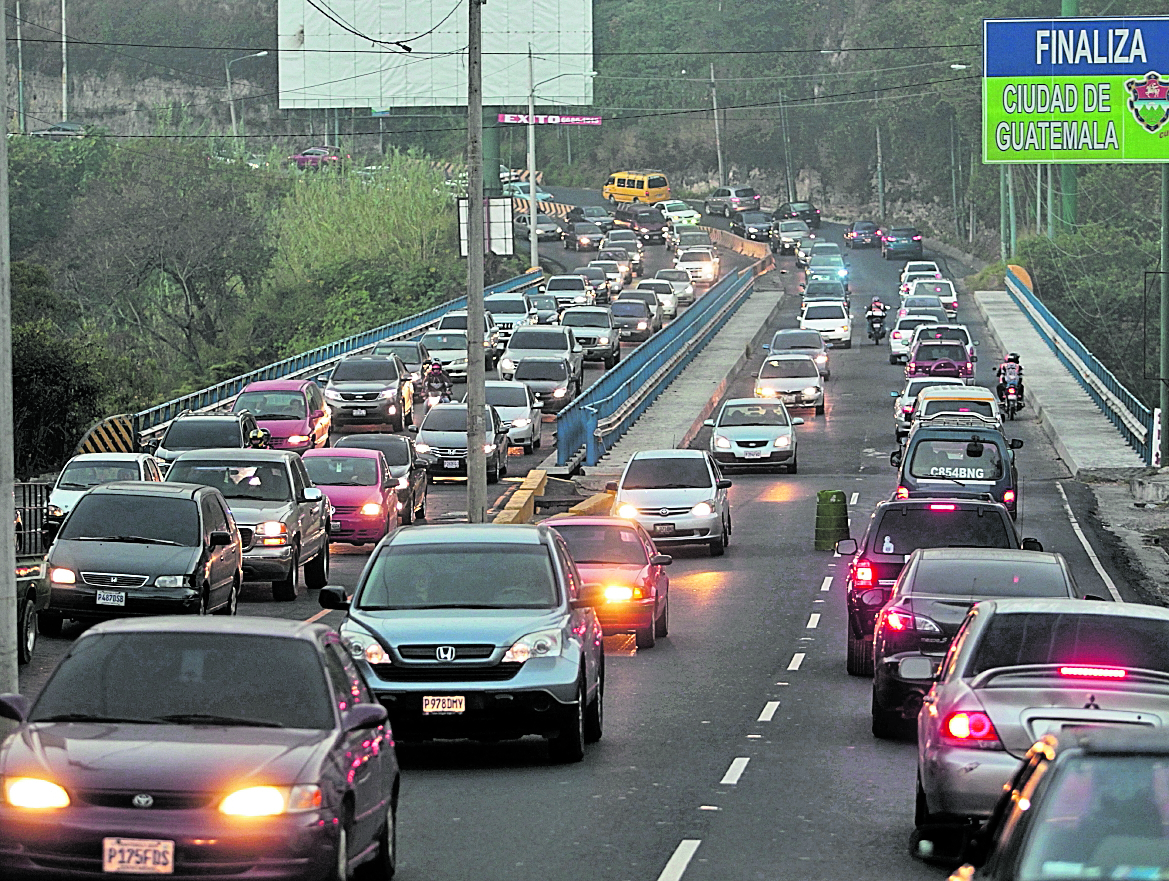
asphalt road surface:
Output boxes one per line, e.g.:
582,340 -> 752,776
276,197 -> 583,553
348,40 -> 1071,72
18,214 -> 1132,881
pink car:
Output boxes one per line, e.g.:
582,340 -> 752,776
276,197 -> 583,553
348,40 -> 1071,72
232,379 -> 330,452
302,448 -> 399,545
287,145 -> 347,170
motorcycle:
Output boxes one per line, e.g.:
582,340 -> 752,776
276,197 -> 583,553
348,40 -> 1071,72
423,387 -> 452,418
866,313 -> 888,344
1004,384 -> 1021,421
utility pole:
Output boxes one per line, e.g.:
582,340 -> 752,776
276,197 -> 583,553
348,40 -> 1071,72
527,46 -> 539,271
779,91 -> 794,202
1160,165 -> 1169,468
875,124 -> 885,224
464,0 -> 487,524
1035,164 -> 1042,234
0,0 -> 19,692
1060,0 -> 1078,231
710,63 -> 725,187
15,0 -> 25,133
950,116 -> 960,239
60,0 -> 67,121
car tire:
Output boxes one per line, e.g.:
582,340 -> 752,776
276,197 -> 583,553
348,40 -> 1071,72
533,433 -> 542,451
889,354 -> 898,365
272,544 -> 300,601
815,403 -> 826,416
416,488 -> 427,521
788,454 -> 798,474
655,592 -> 669,637
703,202 -> 712,215
871,689 -> 904,740
709,532 -> 725,557
359,800 -> 397,880
487,461 -> 500,484
38,612 -> 63,637
914,775 -> 939,829
584,661 -> 604,743
548,678 -> 586,763
305,540 -> 330,589
400,492 -> 414,525
329,821 -> 350,881
17,592 -> 37,665
196,586 -> 209,616
843,339 -> 852,349
213,575 -> 240,616
522,440 -> 534,454
635,614 -> 656,649
846,630 -> 874,676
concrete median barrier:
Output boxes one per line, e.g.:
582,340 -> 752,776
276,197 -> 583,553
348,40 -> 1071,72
492,470 -> 548,524
565,491 -> 615,516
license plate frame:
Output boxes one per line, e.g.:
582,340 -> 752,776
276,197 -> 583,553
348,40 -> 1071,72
96,590 -> 126,607
422,696 -> 465,715
653,523 -> 675,536
102,838 -> 174,874
442,460 -> 460,470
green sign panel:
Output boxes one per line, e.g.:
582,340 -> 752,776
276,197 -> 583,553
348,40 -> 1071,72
984,16 -> 1169,163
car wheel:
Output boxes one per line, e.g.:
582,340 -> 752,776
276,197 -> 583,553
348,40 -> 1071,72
788,453 -> 798,474
17,592 -> 37,665
548,677 -> 586,763
38,612 -> 63,637
359,800 -> 397,880
914,775 -> 938,829
416,488 -> 427,520
843,339 -> 852,349
709,532 -> 725,557
213,575 -> 240,616
846,630 -> 874,676
499,451 -> 509,478
400,491 -> 414,525
329,821 -> 350,881
889,354 -> 898,365
635,613 -> 656,649
272,543 -> 300,601
815,403 -> 826,416
871,688 -> 905,740
196,586 -> 209,616
654,591 -> 669,637
584,660 -> 604,743
487,460 -> 500,484
305,540 -> 330,589
522,439 -> 534,454
703,202 -> 712,214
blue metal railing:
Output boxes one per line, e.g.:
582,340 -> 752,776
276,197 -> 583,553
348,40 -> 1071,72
556,268 -> 756,466
134,269 -> 544,434
1004,267 -> 1153,464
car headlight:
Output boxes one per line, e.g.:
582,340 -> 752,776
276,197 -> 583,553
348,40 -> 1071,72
617,503 -> 639,519
814,355 -> 828,364
46,504 -> 65,518
484,443 -> 497,454
748,227 -> 759,233
409,372 -> 421,381
838,268 -> 848,277
579,237 -> 589,244
219,784 -> 323,817
502,627 -> 563,663
286,434 -> 310,445
5,778 -> 70,809
575,295 -> 586,303
839,325 -> 850,333
452,358 -> 468,367
396,476 -> 410,489
774,435 -> 792,448
803,386 -> 821,397
637,321 -> 648,330
360,503 -> 383,517
256,520 -> 289,546
154,575 -> 188,588
604,585 -> 638,602
598,336 -> 610,345
512,417 -> 532,429
377,388 -> 397,400
500,358 -> 516,372
49,567 -> 76,584
690,501 -> 714,517
324,389 -> 343,401
414,442 -> 432,454
756,387 -> 778,398
714,435 -> 732,449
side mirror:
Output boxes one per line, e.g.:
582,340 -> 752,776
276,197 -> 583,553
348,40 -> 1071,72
890,391 -> 899,398
761,344 -> 770,350
210,531 -> 232,548
890,449 -> 903,467
572,583 -> 606,609
302,487 -> 324,503
972,355 -> 979,362
142,438 -> 160,454
0,693 -> 30,723
314,372 -> 332,385
651,554 -> 673,566
342,703 -> 389,732
973,340 -> 980,346
1083,593 -> 1108,601
792,417 -> 805,426
716,478 -> 732,489
703,419 -> 715,427
407,424 -> 419,432
835,538 -> 858,555
1009,438 -> 1024,449
605,481 -> 618,492
318,586 -> 350,610
1021,537 -> 1044,552
310,409 -> 326,420
898,657 -> 935,681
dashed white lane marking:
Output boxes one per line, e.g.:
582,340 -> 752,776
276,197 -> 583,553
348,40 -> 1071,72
720,757 -> 750,785
1056,482 -> 1122,601
787,652 -> 806,671
850,492 -> 859,505
807,613 -> 821,629
820,576 -> 833,592
658,840 -> 702,881
757,700 -> 780,722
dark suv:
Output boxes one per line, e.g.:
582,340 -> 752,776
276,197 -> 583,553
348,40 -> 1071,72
881,226 -> 924,259
844,220 -> 879,247
612,204 -> 667,243
729,211 -> 774,242
836,497 -> 1041,676
150,412 -> 260,470
325,354 -> 414,432
775,200 -> 822,228
42,482 -> 244,631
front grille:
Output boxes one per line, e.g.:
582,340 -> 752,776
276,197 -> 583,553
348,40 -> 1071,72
736,440 -> 768,449
399,644 -> 495,660
331,505 -> 360,516
80,572 -> 149,588
75,790 -> 214,810
237,528 -> 254,550
341,392 -> 384,402
576,337 -> 598,346
636,506 -> 692,517
433,447 -> 468,458
371,663 -> 522,682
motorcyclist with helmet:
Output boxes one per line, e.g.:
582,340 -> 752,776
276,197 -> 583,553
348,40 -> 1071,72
246,428 -> 271,449
423,359 -> 453,404
996,353 -> 1025,409
865,297 -> 888,342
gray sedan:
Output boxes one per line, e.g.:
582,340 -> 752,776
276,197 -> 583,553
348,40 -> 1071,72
704,398 -> 803,472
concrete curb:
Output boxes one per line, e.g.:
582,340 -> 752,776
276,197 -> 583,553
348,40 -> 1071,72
565,491 -> 615,516
492,470 -> 548,524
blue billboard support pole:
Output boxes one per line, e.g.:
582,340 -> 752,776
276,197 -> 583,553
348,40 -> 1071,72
1059,0 -> 1078,231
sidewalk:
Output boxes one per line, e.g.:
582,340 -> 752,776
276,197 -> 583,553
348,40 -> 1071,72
574,271 -> 788,491
973,289 -> 1145,478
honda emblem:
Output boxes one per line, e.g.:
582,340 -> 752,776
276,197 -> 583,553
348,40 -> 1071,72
435,645 -> 456,662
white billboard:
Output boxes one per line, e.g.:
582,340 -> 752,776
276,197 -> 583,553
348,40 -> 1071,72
277,0 -> 594,109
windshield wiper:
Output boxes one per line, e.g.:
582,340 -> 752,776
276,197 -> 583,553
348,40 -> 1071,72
154,713 -> 284,728
75,535 -> 185,546
56,482 -> 91,490
36,713 -> 162,724
253,413 -> 300,420
640,483 -> 704,489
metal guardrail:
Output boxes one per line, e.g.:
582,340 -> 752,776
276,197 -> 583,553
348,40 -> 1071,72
556,267 -> 757,467
133,269 -> 545,437
1004,266 -> 1153,464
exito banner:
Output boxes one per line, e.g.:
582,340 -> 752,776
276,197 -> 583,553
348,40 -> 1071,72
983,16 -> 1169,163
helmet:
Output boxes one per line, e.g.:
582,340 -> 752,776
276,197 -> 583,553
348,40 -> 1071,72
872,296 -> 882,304
247,428 -> 268,447
429,361 -> 444,373
1007,353 -> 1020,363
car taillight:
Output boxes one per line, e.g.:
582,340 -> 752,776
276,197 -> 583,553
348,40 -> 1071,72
892,331 -> 902,339
943,711 -> 1002,747
965,362 -> 973,372
1003,489 -> 1016,505
901,405 -> 914,413
853,560 -> 874,587
928,503 -> 957,511
895,486 -> 909,499
907,362 -> 915,371
1059,666 -> 1126,679
913,235 -> 922,241
885,610 -> 911,631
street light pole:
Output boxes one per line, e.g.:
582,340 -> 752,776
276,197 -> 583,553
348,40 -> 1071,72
225,51 -> 269,142
15,0 -> 25,133
60,0 -> 67,121
528,46 -> 539,271
710,63 -> 725,187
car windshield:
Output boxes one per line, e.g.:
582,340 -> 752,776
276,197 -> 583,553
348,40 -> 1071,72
637,283 -> 670,295
486,298 -> 527,314
485,386 -> 530,407
58,494 -> 200,546
804,305 -> 846,320
760,358 -> 818,379
1017,754 -> 1169,880
357,543 -> 558,609
553,524 -> 648,565
623,456 -> 711,490
657,270 -> 689,282
660,201 -> 688,211
739,213 -> 769,223
772,331 -> 823,350
791,202 -> 811,211
870,508 -> 1011,556
680,251 -> 712,263
914,344 -> 967,362
331,359 -> 399,381
335,436 -> 411,466
719,403 -> 791,427
440,314 -> 469,329
970,612 -> 1169,676
167,461 -> 293,502
304,455 -> 379,487
921,399 -> 996,418
780,221 -> 808,232
907,559 -> 1070,598
162,420 -> 241,450
420,332 -> 467,349
580,207 -> 607,218
632,209 -> 664,222
422,407 -> 471,432
574,223 -> 602,234
511,330 -> 567,349
612,302 -> 648,317
545,278 -> 585,291
591,262 -> 620,274
561,312 -> 608,328
233,391 -> 307,420
599,250 -> 629,262
373,343 -> 421,361
908,440 -> 1004,480
530,295 -> 558,310
30,632 -> 334,729
57,460 -> 140,489
514,361 -> 568,381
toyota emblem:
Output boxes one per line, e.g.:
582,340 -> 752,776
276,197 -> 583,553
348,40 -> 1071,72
435,646 -> 456,662
659,507 -> 669,516
131,794 -> 154,809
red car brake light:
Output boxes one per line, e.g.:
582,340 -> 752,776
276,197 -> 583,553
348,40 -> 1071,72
907,362 -> 916,371
892,331 -> 902,339
966,362 -> 973,372
943,711 -> 1001,745
1003,489 -> 1016,505
928,503 -> 957,511
895,486 -> 910,499
912,235 -> 922,241
885,610 -> 911,631
853,560 -> 874,587
1060,665 -> 1126,679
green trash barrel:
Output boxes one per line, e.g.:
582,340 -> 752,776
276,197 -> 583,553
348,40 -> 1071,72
814,489 -> 850,551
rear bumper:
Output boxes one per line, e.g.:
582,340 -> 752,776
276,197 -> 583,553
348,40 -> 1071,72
919,743 -> 1020,821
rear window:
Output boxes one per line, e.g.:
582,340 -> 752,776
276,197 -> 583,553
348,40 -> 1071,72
510,329 -> 568,349
514,360 -> 568,381
790,202 -> 811,211
906,296 -> 944,309
914,282 -> 956,296
906,380 -> 964,398
546,277 -> 586,291
553,523 -> 648,566
920,399 -> 995,418
334,436 -> 411,466
612,301 -> 649,317
304,456 -> 379,487
678,233 -> 710,245
162,419 -> 241,451
908,439 -> 1004,480
897,317 -> 934,332
733,188 -> 758,198
58,494 -> 201,546
870,508 -> 1011,556
853,221 -> 877,231
331,359 -> 400,381
913,344 -> 967,362
916,327 -> 969,344
969,613 -> 1169,676
623,457 -> 711,490
804,282 -> 846,297
771,331 -> 823,350
680,251 -> 712,263
908,558 -> 1070,598
890,228 -> 918,236
647,175 -> 668,189
804,305 -> 846,320
760,358 -> 818,379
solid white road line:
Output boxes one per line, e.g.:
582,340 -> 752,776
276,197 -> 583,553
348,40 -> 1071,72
658,840 -> 702,881
807,613 -> 821,629
850,492 -> 859,505
820,575 -> 833,592
720,757 -> 750,785
1055,482 -> 1122,601
303,608 -> 332,624
787,652 -> 805,671
757,700 -> 780,722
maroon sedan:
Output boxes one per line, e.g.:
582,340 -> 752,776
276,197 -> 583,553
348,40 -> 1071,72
287,145 -> 347,170
905,339 -> 974,384
548,515 -> 671,650
0,617 -> 398,880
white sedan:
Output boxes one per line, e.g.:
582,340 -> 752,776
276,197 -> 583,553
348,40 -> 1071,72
655,199 -> 702,228
799,301 -> 852,349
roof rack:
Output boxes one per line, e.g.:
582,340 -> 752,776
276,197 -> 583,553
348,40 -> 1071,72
914,412 -> 1001,429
